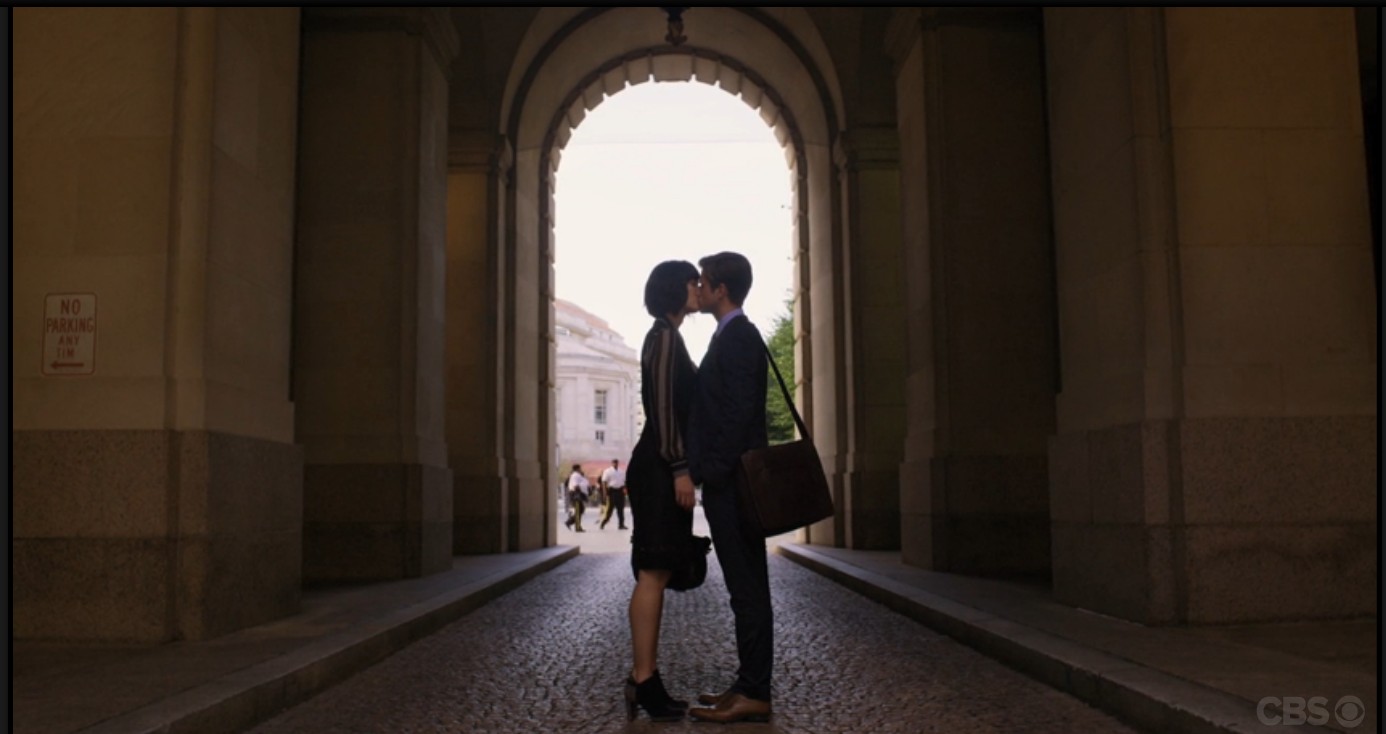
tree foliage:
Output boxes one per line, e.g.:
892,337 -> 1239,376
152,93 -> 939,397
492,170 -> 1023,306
765,299 -> 797,445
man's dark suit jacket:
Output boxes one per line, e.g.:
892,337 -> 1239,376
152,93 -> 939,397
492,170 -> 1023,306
687,313 -> 769,489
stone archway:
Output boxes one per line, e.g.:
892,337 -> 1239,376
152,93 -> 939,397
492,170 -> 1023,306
538,48 -> 813,506
486,8 -> 858,552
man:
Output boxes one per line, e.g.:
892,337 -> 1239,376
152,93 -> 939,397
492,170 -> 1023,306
685,251 -> 772,724
599,458 -> 628,530
564,464 -> 589,532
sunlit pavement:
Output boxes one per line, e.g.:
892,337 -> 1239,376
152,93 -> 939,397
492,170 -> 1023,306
555,499 -> 798,555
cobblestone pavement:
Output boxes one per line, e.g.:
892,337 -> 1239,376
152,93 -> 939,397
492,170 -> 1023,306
248,550 -> 1137,734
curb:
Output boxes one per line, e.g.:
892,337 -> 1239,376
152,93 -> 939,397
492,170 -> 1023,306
776,544 -> 1343,734
81,546 -> 578,734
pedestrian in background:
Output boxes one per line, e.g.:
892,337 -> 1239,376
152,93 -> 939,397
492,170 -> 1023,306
564,464 -> 589,532
600,458 -> 628,530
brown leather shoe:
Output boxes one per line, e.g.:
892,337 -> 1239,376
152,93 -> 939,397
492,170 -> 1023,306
688,693 -> 771,723
696,689 -> 732,706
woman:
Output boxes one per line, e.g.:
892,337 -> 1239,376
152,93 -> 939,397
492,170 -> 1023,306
622,260 -> 701,721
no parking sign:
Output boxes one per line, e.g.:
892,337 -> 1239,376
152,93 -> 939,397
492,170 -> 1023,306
42,293 -> 97,376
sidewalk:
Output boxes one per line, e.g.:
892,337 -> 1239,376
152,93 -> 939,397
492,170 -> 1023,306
777,544 -> 1377,734
13,547 -> 577,734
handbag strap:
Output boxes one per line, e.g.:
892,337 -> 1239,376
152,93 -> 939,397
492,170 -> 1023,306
762,340 -> 811,442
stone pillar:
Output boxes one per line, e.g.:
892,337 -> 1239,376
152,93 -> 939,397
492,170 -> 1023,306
888,9 -> 1059,577
804,141 -> 847,547
446,132 -> 511,554
504,147 -> 553,551
834,128 -> 907,550
1044,8 -> 1376,623
13,8 -> 304,641
295,8 -> 459,582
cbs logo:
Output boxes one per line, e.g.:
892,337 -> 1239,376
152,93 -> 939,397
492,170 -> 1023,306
1256,695 -> 1365,728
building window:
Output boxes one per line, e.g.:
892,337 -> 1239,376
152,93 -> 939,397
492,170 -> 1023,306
596,430 -> 605,444
594,389 -> 608,424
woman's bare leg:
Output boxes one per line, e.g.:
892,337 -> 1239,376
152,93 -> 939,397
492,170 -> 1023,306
630,568 -> 672,682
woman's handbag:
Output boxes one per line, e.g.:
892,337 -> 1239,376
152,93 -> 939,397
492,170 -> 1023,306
735,342 -> 835,538
668,535 -> 713,591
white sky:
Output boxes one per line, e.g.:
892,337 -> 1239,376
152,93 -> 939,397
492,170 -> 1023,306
553,81 -> 794,364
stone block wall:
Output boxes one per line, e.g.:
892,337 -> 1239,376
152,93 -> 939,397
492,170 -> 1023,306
12,8 -> 305,642
1044,8 -> 1376,624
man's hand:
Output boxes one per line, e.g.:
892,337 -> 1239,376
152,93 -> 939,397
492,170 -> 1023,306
674,474 -> 696,511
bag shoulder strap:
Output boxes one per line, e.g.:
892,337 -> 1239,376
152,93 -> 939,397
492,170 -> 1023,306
761,340 -> 811,442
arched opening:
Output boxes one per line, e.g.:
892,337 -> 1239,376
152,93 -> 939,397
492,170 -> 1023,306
486,7 -> 851,553
549,80 -> 795,544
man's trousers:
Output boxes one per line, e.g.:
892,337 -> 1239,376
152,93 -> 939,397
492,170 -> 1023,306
701,481 -> 772,701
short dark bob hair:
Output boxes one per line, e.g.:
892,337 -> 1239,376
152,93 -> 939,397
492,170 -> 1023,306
698,251 -> 753,306
644,260 -> 699,318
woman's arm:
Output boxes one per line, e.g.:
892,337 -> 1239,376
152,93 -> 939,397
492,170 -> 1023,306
647,327 -> 690,478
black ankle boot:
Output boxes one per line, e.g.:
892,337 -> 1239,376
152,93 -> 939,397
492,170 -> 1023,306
624,670 -> 686,721
652,671 -> 689,711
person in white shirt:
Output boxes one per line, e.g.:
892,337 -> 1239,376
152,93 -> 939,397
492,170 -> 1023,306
565,464 -> 590,532
600,459 -> 628,530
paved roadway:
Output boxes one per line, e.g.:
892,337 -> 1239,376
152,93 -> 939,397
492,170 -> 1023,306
247,508 -> 1136,733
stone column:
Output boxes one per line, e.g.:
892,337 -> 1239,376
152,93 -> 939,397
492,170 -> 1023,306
13,8 -> 304,641
888,8 -> 1058,576
1044,8 -> 1376,623
295,8 -> 459,581
804,141 -> 847,547
445,132 -> 511,554
504,146 -> 554,551
834,128 -> 907,550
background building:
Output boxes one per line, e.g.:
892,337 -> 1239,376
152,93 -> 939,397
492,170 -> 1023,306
553,299 -> 640,481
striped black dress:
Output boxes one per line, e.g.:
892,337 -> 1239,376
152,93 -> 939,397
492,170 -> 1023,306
626,316 -> 698,578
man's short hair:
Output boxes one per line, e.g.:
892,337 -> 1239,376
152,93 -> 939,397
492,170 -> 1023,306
698,251 -> 753,306
644,260 -> 700,318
